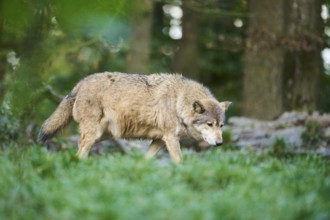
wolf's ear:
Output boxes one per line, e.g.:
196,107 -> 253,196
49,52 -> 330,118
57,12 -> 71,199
193,100 -> 205,113
219,101 -> 232,110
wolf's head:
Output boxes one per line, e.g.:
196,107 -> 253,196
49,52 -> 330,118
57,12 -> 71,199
185,99 -> 231,146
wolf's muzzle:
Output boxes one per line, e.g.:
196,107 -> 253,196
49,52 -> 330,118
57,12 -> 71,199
216,141 -> 223,146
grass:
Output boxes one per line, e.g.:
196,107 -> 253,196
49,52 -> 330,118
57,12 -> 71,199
1,144 -> 330,220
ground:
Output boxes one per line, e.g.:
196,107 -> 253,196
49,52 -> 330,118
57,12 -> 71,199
1,144 -> 330,220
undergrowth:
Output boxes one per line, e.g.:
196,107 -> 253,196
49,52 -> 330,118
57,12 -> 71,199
0,144 -> 329,220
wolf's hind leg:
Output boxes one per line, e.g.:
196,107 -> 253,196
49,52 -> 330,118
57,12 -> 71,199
145,139 -> 164,159
77,122 -> 103,159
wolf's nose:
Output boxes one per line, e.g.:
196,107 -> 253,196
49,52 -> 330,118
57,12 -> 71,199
216,141 -> 223,146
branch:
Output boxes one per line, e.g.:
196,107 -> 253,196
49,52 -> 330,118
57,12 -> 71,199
43,85 -> 64,104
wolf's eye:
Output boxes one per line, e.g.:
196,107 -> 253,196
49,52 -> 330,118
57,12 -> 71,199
207,122 -> 213,127
220,123 -> 224,128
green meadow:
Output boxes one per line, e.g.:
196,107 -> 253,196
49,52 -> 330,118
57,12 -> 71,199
1,145 -> 329,220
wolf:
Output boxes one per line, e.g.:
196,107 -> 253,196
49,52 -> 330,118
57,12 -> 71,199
39,72 -> 231,163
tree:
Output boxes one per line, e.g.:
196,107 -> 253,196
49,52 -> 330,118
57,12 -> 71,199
126,0 -> 152,74
0,0 -> 5,103
243,0 -> 285,119
243,0 -> 323,119
283,0 -> 323,111
172,2 -> 200,80
1,0 -> 133,120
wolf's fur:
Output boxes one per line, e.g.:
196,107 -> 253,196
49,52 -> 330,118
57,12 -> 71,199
39,72 -> 231,163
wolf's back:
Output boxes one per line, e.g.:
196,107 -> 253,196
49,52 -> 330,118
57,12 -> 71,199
38,85 -> 80,142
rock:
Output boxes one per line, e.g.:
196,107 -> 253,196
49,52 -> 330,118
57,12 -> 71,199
235,138 -> 269,149
116,139 -> 151,153
227,111 -> 329,152
306,112 -> 330,127
324,127 -> 330,138
232,126 -> 305,148
56,111 -> 329,156
269,126 -> 306,147
274,112 -> 308,128
65,135 -> 150,155
228,117 -> 272,129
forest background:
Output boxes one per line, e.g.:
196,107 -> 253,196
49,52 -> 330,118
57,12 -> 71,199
1,0 -> 329,138
1,1 -> 330,219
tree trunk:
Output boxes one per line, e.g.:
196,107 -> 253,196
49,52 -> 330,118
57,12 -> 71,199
283,0 -> 323,111
243,0 -> 322,119
0,0 -> 5,103
172,3 -> 200,80
243,0 -> 285,119
126,0 -> 152,74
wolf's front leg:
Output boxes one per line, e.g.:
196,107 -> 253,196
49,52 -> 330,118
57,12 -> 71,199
163,134 -> 182,164
145,139 -> 164,159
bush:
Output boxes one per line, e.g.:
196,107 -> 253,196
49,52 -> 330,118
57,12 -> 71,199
0,103 -> 20,146
302,120 -> 324,149
0,145 -> 330,220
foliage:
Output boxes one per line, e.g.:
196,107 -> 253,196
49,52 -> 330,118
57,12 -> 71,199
1,0 -> 329,130
198,0 -> 246,113
220,130 -> 238,151
0,103 -> 20,146
0,0 -> 248,143
268,138 -> 288,156
1,145 -> 330,220
302,120 -> 324,149
0,3 -> 329,219
1,0 -> 135,131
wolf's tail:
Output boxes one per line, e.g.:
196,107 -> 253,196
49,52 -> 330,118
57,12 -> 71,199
38,84 -> 80,142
